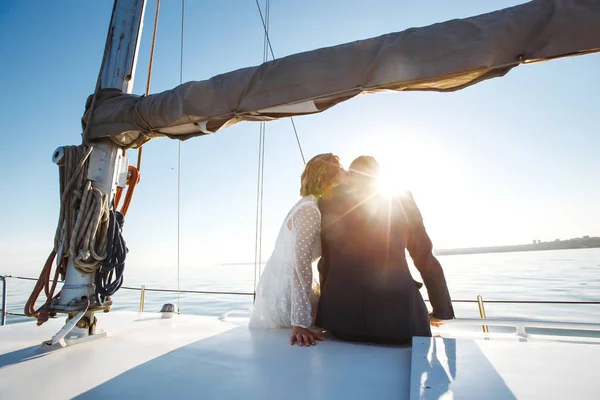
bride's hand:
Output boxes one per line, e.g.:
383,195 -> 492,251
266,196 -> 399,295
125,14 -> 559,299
290,326 -> 324,346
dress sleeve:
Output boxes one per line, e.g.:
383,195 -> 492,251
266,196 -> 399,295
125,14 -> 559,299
290,203 -> 321,328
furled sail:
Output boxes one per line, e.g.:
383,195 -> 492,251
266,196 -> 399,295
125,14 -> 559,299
83,0 -> 600,148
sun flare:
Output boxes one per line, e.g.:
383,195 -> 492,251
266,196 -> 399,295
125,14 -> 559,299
377,171 -> 402,197
342,133 -> 459,202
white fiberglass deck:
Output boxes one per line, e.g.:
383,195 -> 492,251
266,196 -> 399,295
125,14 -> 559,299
410,336 -> 600,399
1,311 -> 599,399
0,311 -> 411,399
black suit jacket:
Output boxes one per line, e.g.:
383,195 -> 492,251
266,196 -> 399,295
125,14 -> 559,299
316,185 -> 454,341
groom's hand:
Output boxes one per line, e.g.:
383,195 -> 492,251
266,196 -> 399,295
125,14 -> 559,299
290,326 -> 324,346
429,313 -> 444,327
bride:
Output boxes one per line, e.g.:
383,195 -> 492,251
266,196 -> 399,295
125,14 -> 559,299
249,153 -> 345,346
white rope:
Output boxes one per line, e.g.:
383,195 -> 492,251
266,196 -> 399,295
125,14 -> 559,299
54,145 -> 110,274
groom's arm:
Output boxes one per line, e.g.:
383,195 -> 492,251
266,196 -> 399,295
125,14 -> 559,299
317,238 -> 330,289
402,192 -> 455,320
317,198 -> 332,290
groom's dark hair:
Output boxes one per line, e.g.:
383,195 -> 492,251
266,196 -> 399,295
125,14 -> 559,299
349,156 -> 380,180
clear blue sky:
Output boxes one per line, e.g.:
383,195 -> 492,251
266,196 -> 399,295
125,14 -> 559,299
1,0 -> 599,276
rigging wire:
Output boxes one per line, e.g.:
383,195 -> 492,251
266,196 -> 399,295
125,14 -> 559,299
253,0 -> 306,165
253,130 -> 264,298
253,0 -> 270,298
257,0 -> 271,280
177,0 -> 185,313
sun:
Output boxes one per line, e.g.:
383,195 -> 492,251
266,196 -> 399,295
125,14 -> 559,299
377,170 -> 402,197
374,154 -> 413,197
341,132 -> 457,200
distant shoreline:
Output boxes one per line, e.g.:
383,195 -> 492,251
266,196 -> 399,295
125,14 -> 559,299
434,236 -> 600,256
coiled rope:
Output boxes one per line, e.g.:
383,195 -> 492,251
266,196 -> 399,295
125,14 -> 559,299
95,207 -> 127,304
59,145 -> 110,274
25,145 -> 112,324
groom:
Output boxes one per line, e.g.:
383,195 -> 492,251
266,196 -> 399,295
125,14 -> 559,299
316,156 -> 454,344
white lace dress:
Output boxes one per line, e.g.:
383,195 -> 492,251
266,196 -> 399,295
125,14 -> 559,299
249,195 -> 321,329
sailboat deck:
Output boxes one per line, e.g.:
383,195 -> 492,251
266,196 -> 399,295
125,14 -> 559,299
0,311 -> 412,399
1,311 -> 599,399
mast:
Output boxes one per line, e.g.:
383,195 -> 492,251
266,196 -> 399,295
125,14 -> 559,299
50,0 -> 146,344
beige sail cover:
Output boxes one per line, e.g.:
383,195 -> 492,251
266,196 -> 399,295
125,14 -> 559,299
83,0 -> 600,148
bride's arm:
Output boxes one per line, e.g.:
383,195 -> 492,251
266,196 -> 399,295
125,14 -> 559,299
290,204 -> 320,330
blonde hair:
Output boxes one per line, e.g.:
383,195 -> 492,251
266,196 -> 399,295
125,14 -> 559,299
300,153 -> 342,197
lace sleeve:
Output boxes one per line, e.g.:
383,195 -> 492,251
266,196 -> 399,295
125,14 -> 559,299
290,203 -> 321,328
